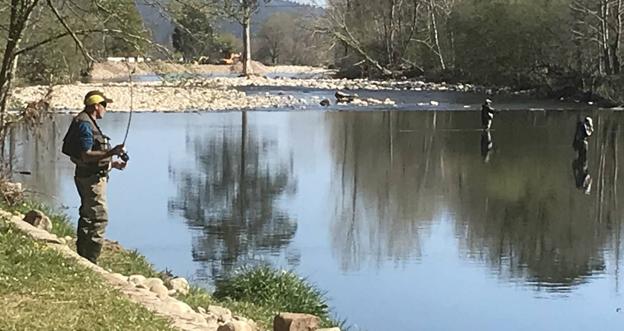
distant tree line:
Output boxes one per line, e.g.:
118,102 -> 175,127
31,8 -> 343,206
319,0 -> 624,101
169,0 -> 330,73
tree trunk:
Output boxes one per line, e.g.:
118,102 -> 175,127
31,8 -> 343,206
600,0 -> 612,74
0,0 -> 40,134
242,13 -> 253,76
611,0 -> 622,74
386,0 -> 397,66
429,0 -> 446,70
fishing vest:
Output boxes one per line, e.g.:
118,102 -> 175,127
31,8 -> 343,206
63,111 -> 112,177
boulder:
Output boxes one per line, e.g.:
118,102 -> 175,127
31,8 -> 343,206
320,99 -> 331,107
23,210 -> 52,232
144,277 -> 164,288
235,316 -> 258,331
217,320 -> 254,331
149,283 -> 169,299
128,274 -> 147,286
110,273 -> 127,282
209,305 -> 233,322
168,277 -> 190,295
273,313 -> 320,331
335,91 -> 357,103
164,299 -> 193,314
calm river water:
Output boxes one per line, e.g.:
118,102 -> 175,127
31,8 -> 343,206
11,105 -> 624,331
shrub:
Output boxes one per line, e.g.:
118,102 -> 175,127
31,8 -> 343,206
214,265 -> 330,319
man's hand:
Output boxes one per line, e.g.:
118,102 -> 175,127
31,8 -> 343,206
109,144 -> 126,157
112,160 -> 127,170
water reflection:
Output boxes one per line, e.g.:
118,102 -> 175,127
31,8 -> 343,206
6,117 -> 70,205
480,130 -> 494,163
327,110 -> 624,291
572,116 -> 594,195
168,112 -> 298,280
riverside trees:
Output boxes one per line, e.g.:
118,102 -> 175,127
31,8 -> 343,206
321,0 -> 624,98
0,0 -> 149,153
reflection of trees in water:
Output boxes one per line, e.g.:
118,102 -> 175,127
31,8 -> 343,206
328,112 -> 446,271
4,118 -> 66,203
327,110 -> 624,291
169,113 -> 297,280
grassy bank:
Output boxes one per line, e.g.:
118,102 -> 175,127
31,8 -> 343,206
1,199 -> 339,330
0,217 -> 174,331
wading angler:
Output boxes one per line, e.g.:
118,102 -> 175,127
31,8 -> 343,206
62,91 -> 127,264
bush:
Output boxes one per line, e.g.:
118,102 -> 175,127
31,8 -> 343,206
214,265 -> 330,319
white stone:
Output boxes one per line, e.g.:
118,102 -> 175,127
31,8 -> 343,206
217,320 -> 253,331
110,273 -> 126,282
208,305 -> 233,322
128,274 -> 147,286
162,298 -> 193,314
149,283 -> 169,299
144,277 -> 164,288
168,277 -> 190,295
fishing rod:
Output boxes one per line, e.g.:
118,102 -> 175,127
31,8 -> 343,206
120,65 -> 135,162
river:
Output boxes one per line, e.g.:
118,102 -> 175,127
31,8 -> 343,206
9,94 -> 624,331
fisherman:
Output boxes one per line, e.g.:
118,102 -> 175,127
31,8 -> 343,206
572,116 -> 593,159
481,99 -> 496,130
61,90 -> 127,264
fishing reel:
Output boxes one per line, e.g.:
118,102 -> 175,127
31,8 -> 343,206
120,151 -> 130,162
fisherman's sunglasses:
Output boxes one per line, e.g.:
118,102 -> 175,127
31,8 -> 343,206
99,101 -> 107,108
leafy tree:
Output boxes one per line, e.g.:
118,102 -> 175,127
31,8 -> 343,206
171,1 -> 218,61
256,11 -> 330,66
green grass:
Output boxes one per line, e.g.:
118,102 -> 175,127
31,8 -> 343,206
0,218 -> 175,331
214,265 -> 330,320
1,198 -> 341,330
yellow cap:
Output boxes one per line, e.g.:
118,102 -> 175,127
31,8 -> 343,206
84,90 -> 113,106
85,94 -> 105,106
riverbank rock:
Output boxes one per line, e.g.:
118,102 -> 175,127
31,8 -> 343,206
167,277 -> 190,295
217,320 -> 254,331
335,91 -> 357,103
209,305 -> 233,322
317,328 -> 341,331
23,210 -> 52,232
273,313 -> 320,331
128,274 -> 147,286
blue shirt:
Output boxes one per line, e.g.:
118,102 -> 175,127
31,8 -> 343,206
77,121 -> 94,152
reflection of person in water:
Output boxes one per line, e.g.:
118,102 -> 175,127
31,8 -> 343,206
572,156 -> 592,194
480,130 -> 494,163
572,116 -> 594,194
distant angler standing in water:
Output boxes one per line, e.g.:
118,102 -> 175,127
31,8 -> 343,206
61,90 -> 127,264
572,116 -> 594,159
481,99 -> 496,130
